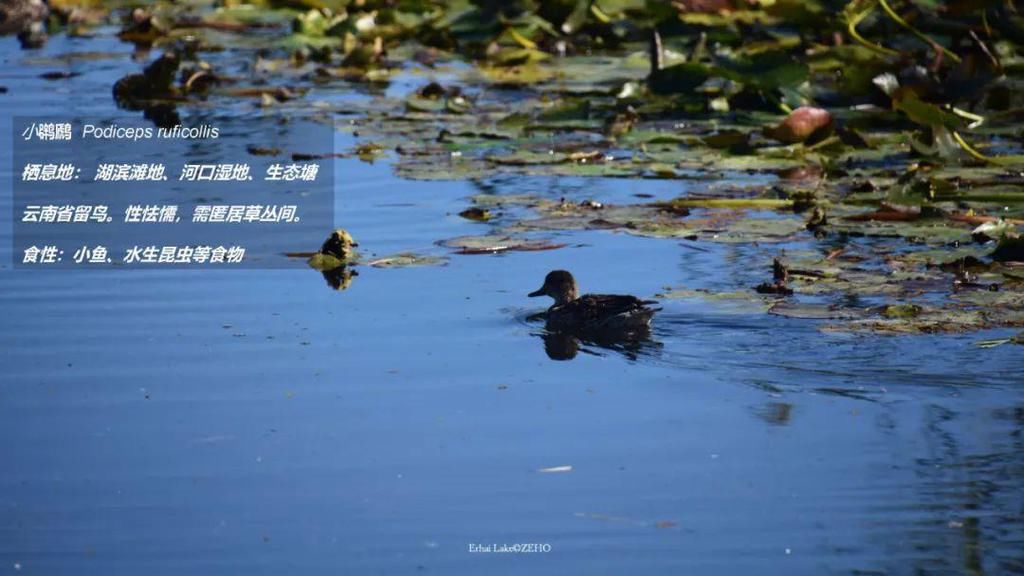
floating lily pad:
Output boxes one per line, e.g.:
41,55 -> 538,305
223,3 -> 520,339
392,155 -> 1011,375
768,302 -> 869,320
976,332 -> 1024,348
439,235 -> 566,254
307,252 -> 353,271
367,253 -> 449,268
656,287 -> 777,313
76,0 -> 1024,339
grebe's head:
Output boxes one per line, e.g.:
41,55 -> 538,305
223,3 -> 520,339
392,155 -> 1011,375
319,228 -> 358,259
528,270 -> 578,306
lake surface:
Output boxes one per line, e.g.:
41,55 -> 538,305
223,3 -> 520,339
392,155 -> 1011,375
1,32 -> 1023,576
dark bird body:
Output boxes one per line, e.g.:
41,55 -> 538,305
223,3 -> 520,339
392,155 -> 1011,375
545,294 -> 658,333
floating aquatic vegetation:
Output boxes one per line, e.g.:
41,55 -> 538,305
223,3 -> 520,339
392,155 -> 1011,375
366,253 -> 448,268
976,332 -> 1024,349
656,287 -> 778,314
768,302 -> 869,321
353,142 -> 385,162
305,252 -> 351,271
439,235 -> 566,255
22,0 -> 1020,337
2,0 -> 49,48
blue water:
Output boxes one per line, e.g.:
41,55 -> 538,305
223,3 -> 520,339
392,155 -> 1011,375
1,30 -> 1023,576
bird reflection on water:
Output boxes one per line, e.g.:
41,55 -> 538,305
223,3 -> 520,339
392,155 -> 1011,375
320,266 -> 358,291
535,324 -> 663,361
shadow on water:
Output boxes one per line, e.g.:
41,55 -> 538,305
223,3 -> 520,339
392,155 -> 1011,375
535,327 -> 664,362
319,265 -> 358,291
514,309 -> 664,362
